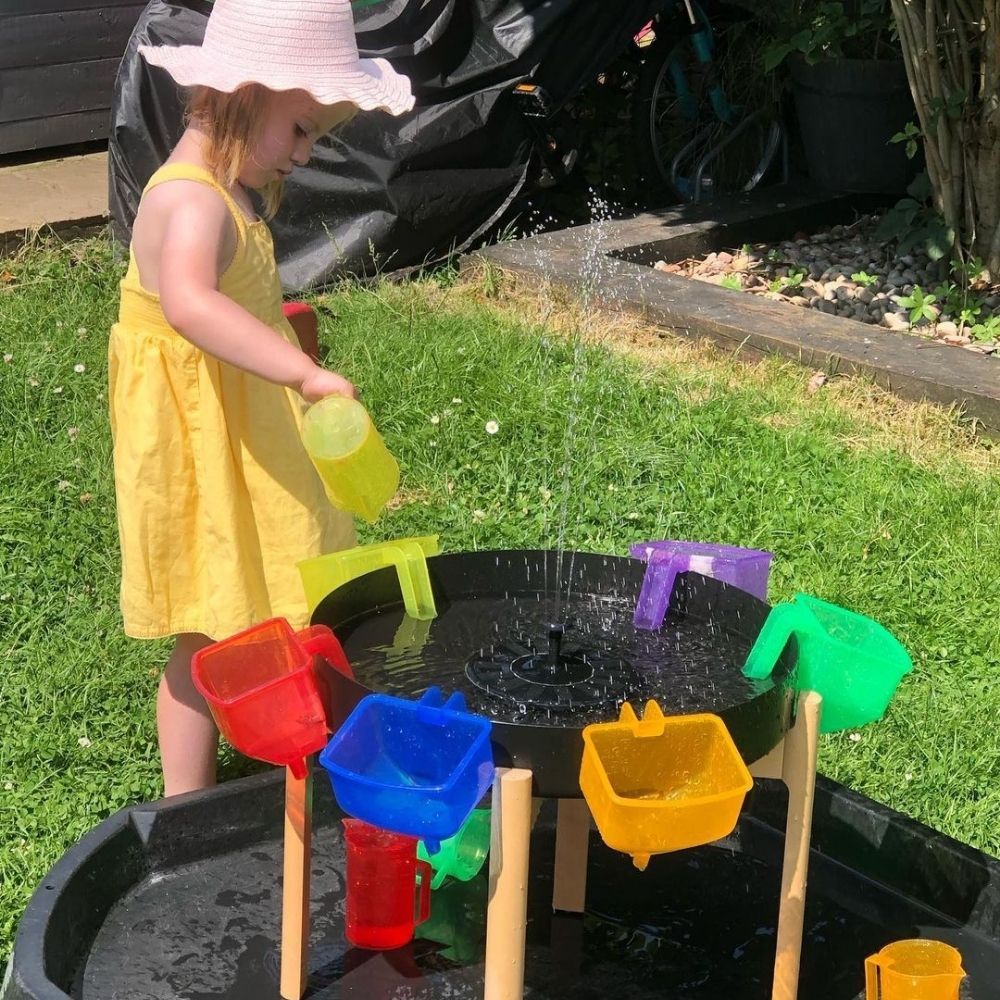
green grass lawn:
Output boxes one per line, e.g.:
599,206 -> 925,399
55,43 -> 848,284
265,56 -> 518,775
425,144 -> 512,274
1,237 -> 999,962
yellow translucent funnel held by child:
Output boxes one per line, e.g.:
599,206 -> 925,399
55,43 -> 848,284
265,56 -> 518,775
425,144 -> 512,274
301,396 -> 400,523
579,701 -> 753,870
865,940 -> 965,1000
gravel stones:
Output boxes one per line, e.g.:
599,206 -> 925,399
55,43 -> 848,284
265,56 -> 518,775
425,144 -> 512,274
664,215 -> 998,360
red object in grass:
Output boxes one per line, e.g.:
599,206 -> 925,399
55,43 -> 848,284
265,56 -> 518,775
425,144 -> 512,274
282,301 -> 320,362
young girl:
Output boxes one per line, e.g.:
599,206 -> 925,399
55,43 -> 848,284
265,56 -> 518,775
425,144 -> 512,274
110,0 -> 414,797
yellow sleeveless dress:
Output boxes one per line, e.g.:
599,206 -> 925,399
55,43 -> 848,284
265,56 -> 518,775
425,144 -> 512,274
109,163 -> 355,640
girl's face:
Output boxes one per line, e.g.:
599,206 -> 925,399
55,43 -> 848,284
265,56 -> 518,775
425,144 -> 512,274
241,90 -> 356,188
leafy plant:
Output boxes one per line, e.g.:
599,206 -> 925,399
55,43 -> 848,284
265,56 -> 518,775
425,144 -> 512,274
954,255 -> 986,286
897,285 -> 938,325
769,268 -> 806,294
957,305 -> 983,329
927,89 -> 967,128
762,0 -> 896,71
852,271 -> 879,287
890,121 -> 921,160
929,260 -> 990,329
931,281 -> 960,313
970,314 -> 1000,343
876,171 -> 955,262
720,274 -> 743,290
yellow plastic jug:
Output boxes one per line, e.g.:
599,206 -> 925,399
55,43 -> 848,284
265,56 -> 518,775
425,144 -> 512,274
301,396 -> 400,522
865,940 -> 965,1000
580,701 -> 753,870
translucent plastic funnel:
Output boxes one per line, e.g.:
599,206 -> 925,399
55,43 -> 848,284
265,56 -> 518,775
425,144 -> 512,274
743,594 -> 912,733
629,539 -> 772,631
580,700 -> 753,870
301,396 -> 400,523
319,688 -> 494,853
297,536 -> 438,619
191,618 -> 352,779
865,939 -> 965,1000
418,808 -> 491,889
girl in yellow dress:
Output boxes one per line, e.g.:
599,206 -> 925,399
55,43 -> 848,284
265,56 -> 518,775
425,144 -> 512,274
109,0 -> 414,797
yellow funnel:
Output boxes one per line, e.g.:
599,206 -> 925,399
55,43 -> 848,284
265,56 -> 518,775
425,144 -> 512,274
580,701 -> 752,869
298,536 -> 439,620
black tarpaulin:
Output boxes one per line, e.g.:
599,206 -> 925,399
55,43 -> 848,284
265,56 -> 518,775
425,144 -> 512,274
109,0 -> 663,289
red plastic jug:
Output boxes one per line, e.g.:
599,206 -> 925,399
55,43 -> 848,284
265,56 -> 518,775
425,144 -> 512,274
343,819 -> 432,950
191,618 -> 352,779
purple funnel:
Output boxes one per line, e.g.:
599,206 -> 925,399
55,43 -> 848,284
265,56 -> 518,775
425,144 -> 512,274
629,540 -> 773,631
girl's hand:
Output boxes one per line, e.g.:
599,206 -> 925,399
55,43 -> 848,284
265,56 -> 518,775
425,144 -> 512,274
299,365 -> 357,402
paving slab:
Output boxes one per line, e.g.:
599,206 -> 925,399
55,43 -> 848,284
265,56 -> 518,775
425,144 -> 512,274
0,151 -> 108,252
472,186 -> 1000,435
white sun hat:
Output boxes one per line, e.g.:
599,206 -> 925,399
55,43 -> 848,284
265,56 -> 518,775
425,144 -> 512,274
139,0 -> 415,116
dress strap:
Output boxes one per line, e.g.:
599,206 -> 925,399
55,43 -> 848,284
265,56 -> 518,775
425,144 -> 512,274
143,163 -> 256,243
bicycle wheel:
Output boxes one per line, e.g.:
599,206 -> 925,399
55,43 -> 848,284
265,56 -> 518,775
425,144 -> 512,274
632,14 -> 779,202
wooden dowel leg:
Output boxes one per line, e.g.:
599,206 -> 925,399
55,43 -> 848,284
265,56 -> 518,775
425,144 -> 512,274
552,798 -> 590,914
280,763 -> 313,1000
772,692 -> 822,1000
485,768 -> 534,1000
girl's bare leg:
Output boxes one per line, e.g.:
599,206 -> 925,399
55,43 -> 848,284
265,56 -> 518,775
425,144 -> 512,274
157,632 -> 218,796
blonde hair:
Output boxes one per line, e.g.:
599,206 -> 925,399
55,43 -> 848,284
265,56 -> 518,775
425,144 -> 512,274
185,84 -> 284,219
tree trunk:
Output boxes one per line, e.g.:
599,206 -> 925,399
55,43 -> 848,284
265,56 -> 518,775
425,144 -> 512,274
890,0 -> 1000,276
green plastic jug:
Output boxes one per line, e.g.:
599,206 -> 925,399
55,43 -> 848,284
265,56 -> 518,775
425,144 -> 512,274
744,594 -> 912,733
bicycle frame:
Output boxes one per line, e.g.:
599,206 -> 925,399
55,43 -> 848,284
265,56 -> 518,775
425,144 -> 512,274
665,0 -> 739,126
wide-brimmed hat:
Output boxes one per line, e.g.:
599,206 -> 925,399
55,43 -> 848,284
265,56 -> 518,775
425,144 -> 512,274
139,0 -> 414,116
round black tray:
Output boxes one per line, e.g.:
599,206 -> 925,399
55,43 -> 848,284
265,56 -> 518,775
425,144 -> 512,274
312,550 -> 794,798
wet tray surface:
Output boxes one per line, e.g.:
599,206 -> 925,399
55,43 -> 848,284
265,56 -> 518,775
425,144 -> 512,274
10,770 -> 1000,1000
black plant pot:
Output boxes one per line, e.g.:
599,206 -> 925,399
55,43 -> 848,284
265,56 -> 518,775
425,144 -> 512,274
791,56 -> 920,194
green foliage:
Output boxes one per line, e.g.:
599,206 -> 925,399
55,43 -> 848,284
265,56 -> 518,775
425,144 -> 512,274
851,270 -> 879,287
927,89 -> 968,128
720,273 -> 743,290
896,286 -> 938,325
889,121 -> 921,160
768,267 -> 806,293
762,0 -> 895,71
876,171 -> 955,262
957,256 -> 987,285
931,281 -> 963,316
970,314 -> 1000,343
931,258 -> 997,335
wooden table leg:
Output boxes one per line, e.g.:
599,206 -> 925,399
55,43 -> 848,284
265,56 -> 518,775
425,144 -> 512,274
280,762 -> 312,1000
552,798 -> 590,914
771,692 -> 822,1000
484,768 -> 534,1000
